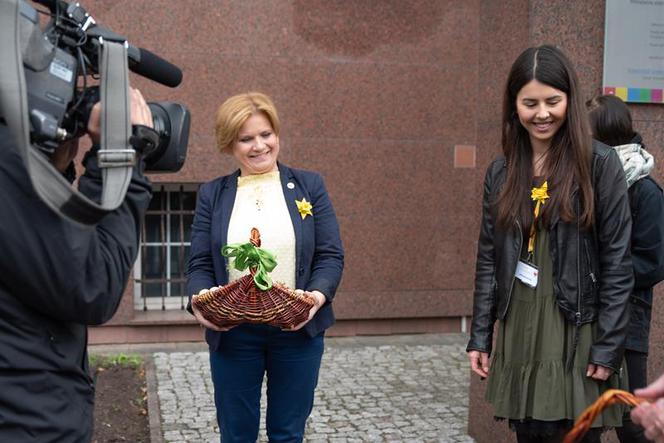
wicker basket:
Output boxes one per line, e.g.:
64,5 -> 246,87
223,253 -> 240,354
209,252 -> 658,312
192,228 -> 315,329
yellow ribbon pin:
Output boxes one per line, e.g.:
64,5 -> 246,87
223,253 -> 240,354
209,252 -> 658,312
295,198 -> 313,220
528,181 -> 549,253
531,181 -> 549,218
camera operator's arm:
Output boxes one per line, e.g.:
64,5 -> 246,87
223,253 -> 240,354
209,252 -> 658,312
0,88 -> 153,325
64,88 -> 153,324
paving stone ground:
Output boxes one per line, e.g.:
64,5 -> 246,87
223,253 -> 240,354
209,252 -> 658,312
152,333 -> 474,443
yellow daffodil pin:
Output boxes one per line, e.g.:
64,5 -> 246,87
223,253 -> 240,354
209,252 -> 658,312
295,198 -> 313,220
528,181 -> 549,254
531,181 -> 549,219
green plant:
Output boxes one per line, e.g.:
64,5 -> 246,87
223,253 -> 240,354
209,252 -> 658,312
89,353 -> 143,370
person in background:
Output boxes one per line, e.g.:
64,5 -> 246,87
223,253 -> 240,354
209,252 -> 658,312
587,93 -> 664,443
186,92 -> 344,443
466,45 -> 633,443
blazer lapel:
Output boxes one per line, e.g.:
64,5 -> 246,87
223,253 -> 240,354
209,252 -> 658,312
218,170 -> 239,271
279,163 -> 303,285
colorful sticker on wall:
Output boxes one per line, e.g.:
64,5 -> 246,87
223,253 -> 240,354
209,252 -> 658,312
603,87 -> 664,103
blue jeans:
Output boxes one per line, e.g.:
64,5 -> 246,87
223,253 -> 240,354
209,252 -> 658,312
209,324 -> 324,443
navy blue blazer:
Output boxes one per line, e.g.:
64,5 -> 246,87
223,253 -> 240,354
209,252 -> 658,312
186,163 -> 344,347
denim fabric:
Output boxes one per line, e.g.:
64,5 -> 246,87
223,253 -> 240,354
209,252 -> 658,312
209,324 -> 324,442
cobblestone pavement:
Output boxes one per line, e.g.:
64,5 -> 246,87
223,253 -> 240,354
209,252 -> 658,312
153,333 -> 474,443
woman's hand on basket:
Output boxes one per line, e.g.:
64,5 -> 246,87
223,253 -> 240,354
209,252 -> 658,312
192,288 -> 237,332
283,290 -> 326,332
586,364 -> 612,381
467,350 -> 490,378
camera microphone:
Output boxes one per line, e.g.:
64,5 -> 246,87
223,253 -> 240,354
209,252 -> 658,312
24,1 -> 184,89
87,26 -> 183,88
31,2 -> 182,88
127,47 -> 183,88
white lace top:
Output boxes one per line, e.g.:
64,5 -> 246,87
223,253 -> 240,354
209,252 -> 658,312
226,171 -> 296,288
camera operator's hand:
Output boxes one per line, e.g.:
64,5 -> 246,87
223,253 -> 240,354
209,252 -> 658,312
129,88 -> 153,128
87,88 -> 153,145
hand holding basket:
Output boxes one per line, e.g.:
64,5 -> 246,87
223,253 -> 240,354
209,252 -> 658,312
192,228 -> 315,329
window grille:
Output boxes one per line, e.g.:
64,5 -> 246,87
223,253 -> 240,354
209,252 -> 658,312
134,184 -> 198,311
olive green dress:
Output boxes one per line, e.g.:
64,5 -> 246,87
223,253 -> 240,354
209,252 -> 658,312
485,226 -> 628,433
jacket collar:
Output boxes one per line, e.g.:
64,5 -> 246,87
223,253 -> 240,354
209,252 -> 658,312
278,162 -> 303,275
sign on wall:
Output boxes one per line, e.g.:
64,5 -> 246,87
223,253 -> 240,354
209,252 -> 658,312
604,0 -> 664,103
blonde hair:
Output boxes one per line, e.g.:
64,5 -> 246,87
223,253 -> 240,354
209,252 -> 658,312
214,92 -> 281,154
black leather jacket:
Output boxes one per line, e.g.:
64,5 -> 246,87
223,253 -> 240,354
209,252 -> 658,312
467,141 -> 633,371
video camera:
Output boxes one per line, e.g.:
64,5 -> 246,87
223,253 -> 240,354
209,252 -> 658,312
15,0 -> 190,172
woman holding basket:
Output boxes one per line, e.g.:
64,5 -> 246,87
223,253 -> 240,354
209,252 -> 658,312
186,92 -> 344,442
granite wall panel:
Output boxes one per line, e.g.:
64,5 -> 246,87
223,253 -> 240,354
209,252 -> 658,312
72,0 -> 483,328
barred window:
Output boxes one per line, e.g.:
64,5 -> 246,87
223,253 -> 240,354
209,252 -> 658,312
134,184 -> 198,310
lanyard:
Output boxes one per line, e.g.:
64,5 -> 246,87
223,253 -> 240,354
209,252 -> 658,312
528,181 -> 550,255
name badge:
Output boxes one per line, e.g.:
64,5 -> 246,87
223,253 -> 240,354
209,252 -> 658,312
515,260 -> 538,288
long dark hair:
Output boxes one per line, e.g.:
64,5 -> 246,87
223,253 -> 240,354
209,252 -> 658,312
497,44 -> 594,231
586,94 -> 636,146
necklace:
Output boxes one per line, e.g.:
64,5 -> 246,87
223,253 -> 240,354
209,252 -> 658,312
252,185 -> 264,211
238,171 -> 279,212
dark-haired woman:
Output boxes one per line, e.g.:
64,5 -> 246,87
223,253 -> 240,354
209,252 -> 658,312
466,45 -> 632,442
587,94 -> 664,443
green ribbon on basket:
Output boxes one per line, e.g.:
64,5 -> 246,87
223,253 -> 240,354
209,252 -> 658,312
221,242 -> 278,291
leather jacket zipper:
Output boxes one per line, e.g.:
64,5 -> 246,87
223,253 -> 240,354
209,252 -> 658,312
504,219 -> 523,316
584,238 -> 597,285
565,209 -> 583,372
